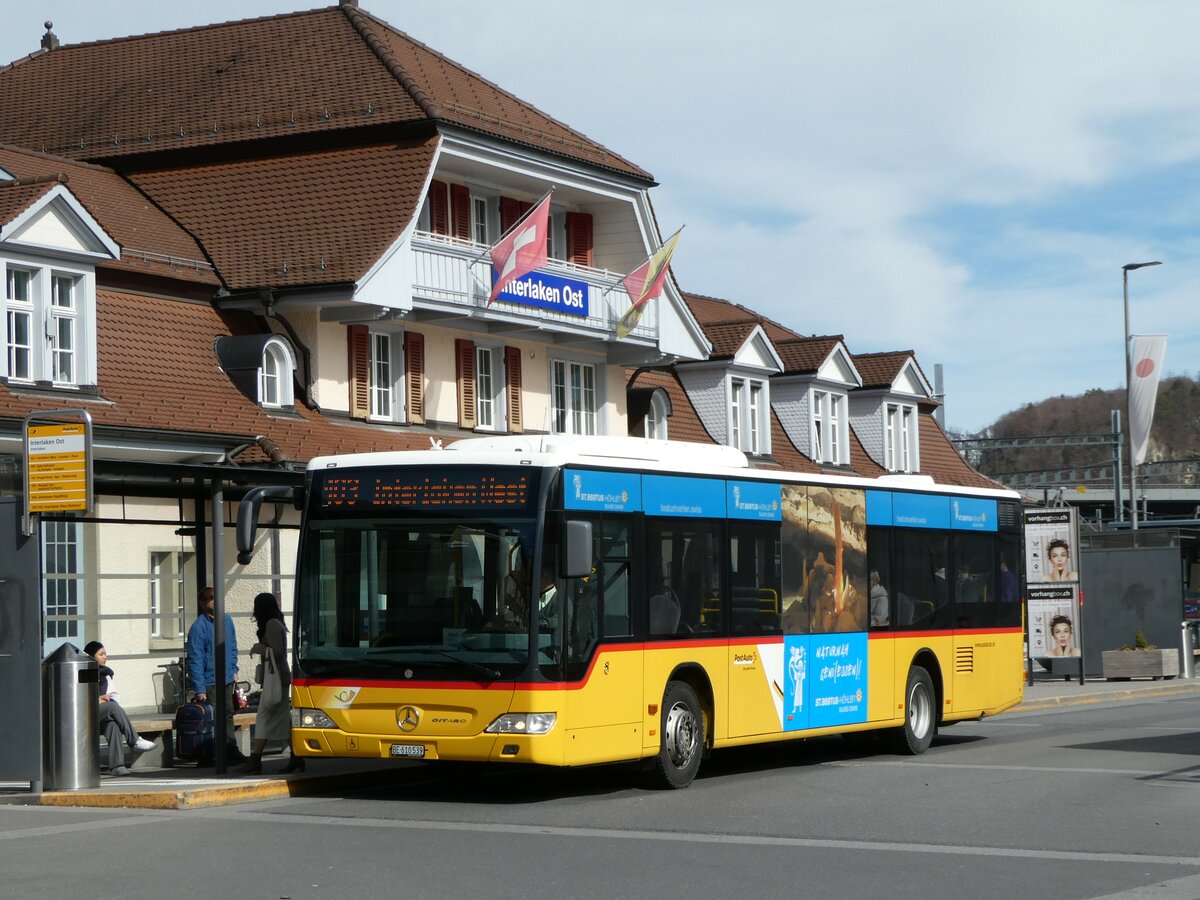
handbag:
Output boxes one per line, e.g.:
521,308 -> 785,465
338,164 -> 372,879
260,650 -> 283,708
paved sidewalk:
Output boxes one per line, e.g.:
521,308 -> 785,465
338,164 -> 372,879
4,676 -> 1197,810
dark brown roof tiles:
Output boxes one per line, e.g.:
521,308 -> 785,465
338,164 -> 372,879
0,6 -> 649,180
0,144 -> 219,285
129,139 -> 437,289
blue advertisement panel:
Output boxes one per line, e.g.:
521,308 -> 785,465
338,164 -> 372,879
782,635 -> 811,732
865,490 -> 893,527
642,475 -> 725,518
495,270 -> 589,317
950,496 -> 997,532
891,492 -> 950,529
727,481 -> 782,521
563,469 -> 640,512
807,633 -> 869,728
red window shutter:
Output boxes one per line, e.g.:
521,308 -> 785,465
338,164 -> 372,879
450,184 -> 471,241
499,197 -> 532,233
404,331 -> 425,425
505,346 -> 523,434
428,180 -> 449,236
566,212 -> 593,267
347,325 -> 370,419
456,338 -> 477,429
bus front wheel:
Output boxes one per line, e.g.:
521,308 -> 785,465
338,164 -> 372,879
654,680 -> 704,789
890,665 -> 936,755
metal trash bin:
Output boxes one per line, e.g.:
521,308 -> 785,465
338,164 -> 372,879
42,644 -> 99,790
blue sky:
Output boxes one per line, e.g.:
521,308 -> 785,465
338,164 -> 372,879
4,1 -> 1198,432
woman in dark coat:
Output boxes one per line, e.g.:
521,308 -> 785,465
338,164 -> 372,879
239,593 -> 302,774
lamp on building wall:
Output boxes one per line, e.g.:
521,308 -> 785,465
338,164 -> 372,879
1122,261 -> 1161,531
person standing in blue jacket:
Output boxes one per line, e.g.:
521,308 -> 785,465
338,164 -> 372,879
186,586 -> 246,764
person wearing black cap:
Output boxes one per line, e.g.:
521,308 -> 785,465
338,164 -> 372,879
83,641 -> 157,775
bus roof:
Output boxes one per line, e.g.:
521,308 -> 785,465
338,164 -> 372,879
306,435 -> 1018,500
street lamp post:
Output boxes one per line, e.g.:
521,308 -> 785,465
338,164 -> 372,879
1122,261 -> 1161,531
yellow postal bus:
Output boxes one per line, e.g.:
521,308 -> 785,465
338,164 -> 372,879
243,435 -> 1024,788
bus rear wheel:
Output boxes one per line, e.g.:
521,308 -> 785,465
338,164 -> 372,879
890,665 -> 936,755
654,680 -> 704,789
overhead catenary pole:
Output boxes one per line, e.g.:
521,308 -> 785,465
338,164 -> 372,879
1122,261 -> 1161,532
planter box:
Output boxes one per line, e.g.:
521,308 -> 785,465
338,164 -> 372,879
1100,648 -> 1179,680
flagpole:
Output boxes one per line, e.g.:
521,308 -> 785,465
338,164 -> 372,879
1122,260 -> 1161,531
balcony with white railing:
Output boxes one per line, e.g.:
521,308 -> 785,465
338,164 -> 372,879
410,231 -> 658,344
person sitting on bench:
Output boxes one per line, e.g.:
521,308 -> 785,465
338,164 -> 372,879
83,641 -> 156,775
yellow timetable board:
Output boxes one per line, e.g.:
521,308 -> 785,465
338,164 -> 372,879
26,422 -> 89,512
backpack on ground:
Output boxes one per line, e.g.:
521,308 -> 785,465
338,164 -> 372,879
173,699 -> 214,762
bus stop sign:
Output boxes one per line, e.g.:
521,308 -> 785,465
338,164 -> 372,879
23,410 -> 93,534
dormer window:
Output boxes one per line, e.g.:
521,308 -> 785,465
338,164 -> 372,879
3,261 -> 91,388
646,390 -> 669,440
729,375 -> 769,456
214,333 -> 297,412
885,402 -> 917,472
811,389 -> 848,465
258,337 -> 295,408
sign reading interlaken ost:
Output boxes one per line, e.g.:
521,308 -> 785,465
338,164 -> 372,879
24,412 -> 93,515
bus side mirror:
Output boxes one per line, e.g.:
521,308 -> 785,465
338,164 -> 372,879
562,520 -> 593,578
236,485 -> 296,564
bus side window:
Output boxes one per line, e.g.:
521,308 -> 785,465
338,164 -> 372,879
729,521 -> 781,636
866,527 -> 892,630
647,519 -> 724,636
894,529 -> 950,630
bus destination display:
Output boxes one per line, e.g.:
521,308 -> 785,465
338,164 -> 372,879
316,467 -> 533,512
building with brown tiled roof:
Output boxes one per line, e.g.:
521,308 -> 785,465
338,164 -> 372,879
0,2 -> 713,711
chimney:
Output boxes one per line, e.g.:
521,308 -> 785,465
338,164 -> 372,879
40,20 -> 59,51
339,0 -> 359,7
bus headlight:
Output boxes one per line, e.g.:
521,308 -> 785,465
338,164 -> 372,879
293,708 -> 336,729
485,713 -> 557,735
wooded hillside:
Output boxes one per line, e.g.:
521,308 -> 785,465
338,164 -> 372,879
959,376 -> 1200,481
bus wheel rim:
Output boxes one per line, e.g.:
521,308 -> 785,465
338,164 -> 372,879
665,701 -> 698,768
909,682 -> 931,738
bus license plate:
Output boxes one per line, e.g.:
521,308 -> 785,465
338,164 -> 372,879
390,743 -> 426,758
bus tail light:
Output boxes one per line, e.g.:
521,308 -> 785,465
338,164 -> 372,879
485,713 -> 556,734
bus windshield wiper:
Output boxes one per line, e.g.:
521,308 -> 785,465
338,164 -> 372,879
397,648 -> 503,681
302,658 -> 398,675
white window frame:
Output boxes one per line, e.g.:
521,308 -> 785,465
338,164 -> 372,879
50,273 -> 77,386
885,401 -> 918,472
646,391 -> 669,440
728,375 -> 769,455
2,257 -> 94,388
475,344 -> 506,432
548,209 -> 567,260
42,519 -> 83,654
811,389 -> 848,465
551,357 -> 599,436
257,336 -> 296,409
368,330 -> 405,422
5,265 -> 34,382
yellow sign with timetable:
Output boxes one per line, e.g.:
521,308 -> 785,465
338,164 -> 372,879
27,422 -> 89,513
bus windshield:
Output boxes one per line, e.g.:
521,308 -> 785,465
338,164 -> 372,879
295,517 -> 540,681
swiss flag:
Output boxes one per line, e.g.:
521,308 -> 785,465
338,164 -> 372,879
488,192 -> 552,303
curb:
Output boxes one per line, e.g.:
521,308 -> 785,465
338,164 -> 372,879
18,767 -> 413,811
1015,681 -> 1200,712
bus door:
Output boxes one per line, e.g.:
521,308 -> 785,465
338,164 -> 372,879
559,517 -> 643,764
726,521 -> 786,738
